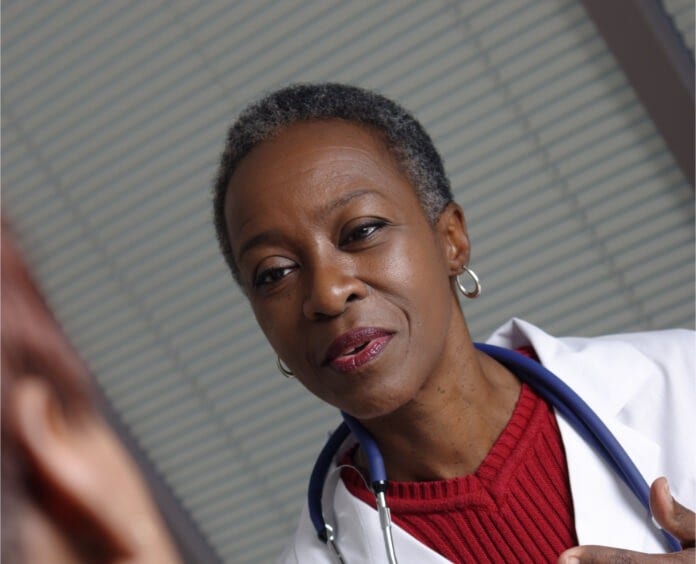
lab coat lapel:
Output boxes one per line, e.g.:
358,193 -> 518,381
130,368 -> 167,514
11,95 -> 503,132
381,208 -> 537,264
557,414 -> 664,551
493,319 -> 667,551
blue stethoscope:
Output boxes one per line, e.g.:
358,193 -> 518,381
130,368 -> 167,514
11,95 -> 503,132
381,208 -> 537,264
308,343 -> 681,563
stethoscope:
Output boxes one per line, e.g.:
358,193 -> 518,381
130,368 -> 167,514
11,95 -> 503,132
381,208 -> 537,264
308,343 -> 681,563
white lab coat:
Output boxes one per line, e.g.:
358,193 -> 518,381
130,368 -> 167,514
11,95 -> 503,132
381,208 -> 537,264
278,319 -> 696,563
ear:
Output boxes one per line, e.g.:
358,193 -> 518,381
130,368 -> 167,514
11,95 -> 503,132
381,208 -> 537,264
435,202 -> 470,275
11,378 -> 156,559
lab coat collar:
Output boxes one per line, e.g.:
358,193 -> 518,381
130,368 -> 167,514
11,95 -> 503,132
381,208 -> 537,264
486,318 -> 649,416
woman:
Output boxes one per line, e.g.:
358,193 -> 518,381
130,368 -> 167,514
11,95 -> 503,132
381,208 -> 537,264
212,83 -> 694,563
1,221 -> 181,563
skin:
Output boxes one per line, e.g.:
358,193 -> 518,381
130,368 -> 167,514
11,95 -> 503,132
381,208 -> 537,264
223,119 -> 695,559
2,227 -> 181,563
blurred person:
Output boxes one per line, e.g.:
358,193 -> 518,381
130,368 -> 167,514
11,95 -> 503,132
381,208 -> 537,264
1,219 -> 181,563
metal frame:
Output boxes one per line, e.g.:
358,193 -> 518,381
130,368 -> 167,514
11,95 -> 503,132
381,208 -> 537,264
582,0 -> 695,186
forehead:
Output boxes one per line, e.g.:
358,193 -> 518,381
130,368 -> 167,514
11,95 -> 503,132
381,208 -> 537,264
224,120 -> 416,238
234,119 -> 401,190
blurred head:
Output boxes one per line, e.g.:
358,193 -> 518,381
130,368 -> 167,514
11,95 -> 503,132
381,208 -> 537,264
1,220 -> 180,563
213,82 -> 454,284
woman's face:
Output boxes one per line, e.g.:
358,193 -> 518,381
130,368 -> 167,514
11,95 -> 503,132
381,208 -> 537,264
225,120 -> 468,419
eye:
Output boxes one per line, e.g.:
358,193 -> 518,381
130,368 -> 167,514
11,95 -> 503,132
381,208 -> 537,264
340,220 -> 387,246
253,265 -> 295,288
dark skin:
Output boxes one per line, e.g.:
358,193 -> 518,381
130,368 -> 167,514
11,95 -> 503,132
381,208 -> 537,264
223,119 -> 695,561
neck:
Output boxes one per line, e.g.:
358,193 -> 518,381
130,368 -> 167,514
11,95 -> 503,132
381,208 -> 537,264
357,315 -> 520,482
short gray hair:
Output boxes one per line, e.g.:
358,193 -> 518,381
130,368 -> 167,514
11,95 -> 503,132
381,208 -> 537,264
213,82 -> 453,283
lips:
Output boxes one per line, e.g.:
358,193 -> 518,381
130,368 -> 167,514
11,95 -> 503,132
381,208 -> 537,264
323,327 -> 394,373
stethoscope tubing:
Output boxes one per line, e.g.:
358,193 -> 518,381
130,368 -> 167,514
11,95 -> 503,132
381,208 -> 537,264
308,420 -> 351,541
342,412 -> 388,485
308,344 -> 682,554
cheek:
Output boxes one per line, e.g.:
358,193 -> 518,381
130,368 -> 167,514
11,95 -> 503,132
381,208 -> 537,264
374,232 -> 451,308
251,293 -> 299,353
383,236 -> 454,363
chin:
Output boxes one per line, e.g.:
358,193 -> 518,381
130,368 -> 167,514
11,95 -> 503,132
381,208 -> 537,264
338,389 -> 415,421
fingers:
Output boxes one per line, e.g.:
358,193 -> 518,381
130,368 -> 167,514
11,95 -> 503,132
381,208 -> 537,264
558,545 -> 659,563
558,546 -> 696,563
650,477 -> 696,548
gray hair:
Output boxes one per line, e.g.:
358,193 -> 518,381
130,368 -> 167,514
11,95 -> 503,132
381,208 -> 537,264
213,82 -> 453,283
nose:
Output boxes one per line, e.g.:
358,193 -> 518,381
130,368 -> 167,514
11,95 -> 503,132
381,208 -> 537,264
302,260 -> 367,320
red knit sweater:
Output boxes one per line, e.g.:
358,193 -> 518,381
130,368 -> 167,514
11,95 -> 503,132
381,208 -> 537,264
341,383 -> 578,562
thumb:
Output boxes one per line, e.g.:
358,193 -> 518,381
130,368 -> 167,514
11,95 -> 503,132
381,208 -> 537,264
650,477 -> 695,548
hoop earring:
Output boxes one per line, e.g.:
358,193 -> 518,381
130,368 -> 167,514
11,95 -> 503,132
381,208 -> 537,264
456,266 -> 481,299
276,356 -> 294,378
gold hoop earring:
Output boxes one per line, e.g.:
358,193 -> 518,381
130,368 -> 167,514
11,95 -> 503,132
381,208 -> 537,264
276,356 -> 294,378
456,266 -> 481,299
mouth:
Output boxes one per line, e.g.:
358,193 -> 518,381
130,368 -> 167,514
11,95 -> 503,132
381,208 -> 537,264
323,327 -> 394,373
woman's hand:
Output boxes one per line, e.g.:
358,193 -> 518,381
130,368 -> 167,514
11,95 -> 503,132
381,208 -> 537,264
558,477 -> 695,563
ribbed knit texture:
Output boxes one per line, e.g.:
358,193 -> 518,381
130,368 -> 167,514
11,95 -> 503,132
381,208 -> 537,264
341,383 -> 578,563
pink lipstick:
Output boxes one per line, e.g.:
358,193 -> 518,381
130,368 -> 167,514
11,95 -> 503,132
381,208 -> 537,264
324,327 -> 394,373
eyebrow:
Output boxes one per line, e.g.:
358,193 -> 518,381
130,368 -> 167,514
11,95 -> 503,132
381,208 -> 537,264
237,188 -> 383,261
315,188 -> 380,219
237,230 -> 286,263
